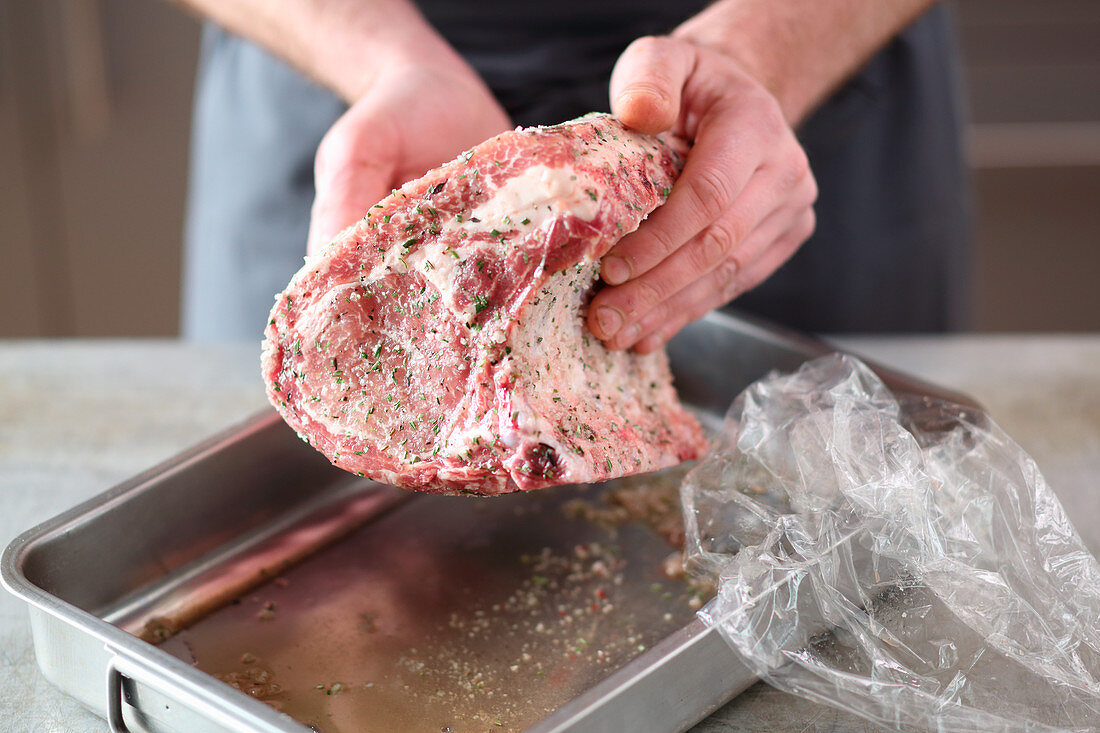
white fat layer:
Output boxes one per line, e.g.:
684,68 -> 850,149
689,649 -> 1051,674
503,260 -> 677,481
439,164 -> 599,324
403,247 -> 460,308
362,162 -> 609,324
467,165 -> 600,232
317,160 -> 612,461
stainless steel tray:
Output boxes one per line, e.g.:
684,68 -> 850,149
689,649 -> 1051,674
1,312 -> 976,733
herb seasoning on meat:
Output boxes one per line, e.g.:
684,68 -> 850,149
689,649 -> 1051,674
261,114 -> 707,495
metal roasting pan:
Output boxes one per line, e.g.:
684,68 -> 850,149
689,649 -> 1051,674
1,312 -> 978,733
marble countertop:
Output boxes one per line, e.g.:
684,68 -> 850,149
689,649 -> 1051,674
2,335 -> 1098,732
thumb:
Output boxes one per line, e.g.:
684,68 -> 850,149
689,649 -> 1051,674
610,36 -> 694,135
307,112 -> 397,255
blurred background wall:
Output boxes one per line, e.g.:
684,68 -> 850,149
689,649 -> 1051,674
1,0 -> 1097,338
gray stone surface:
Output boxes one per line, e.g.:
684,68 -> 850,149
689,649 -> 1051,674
0,341 -> 267,733
1,336 -> 1098,732
693,334 -> 1100,733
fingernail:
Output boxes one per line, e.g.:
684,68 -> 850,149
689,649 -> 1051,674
602,256 -> 630,285
597,306 -> 623,337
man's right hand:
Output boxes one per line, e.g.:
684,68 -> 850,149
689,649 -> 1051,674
172,1 -> 511,256
307,61 -> 511,254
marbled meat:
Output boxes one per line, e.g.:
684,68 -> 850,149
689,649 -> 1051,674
262,113 -> 707,495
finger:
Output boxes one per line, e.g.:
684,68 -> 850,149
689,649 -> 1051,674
600,86 -> 791,287
692,168 -> 815,283
603,194 -> 809,352
729,206 -> 815,294
589,163 -> 815,344
308,160 -> 393,255
610,36 -> 694,135
307,109 -> 399,255
632,208 -> 816,353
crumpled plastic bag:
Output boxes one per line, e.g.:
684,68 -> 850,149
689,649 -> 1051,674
682,354 -> 1100,732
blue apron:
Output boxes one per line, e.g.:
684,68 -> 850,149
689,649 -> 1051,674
181,4 -> 970,340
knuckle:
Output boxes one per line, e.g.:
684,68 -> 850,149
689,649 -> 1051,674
714,254 -> 742,285
693,228 -> 728,272
789,179 -> 816,212
644,225 -> 680,262
801,170 -> 819,207
627,35 -> 671,62
686,165 -> 736,222
720,280 -> 742,305
693,219 -> 738,271
796,209 -> 817,242
749,90 -> 786,136
632,35 -> 661,53
786,146 -> 812,187
773,168 -> 816,214
773,143 -> 810,194
636,296 -> 671,335
654,318 -> 686,347
635,334 -> 663,355
623,276 -> 666,317
714,257 -> 744,303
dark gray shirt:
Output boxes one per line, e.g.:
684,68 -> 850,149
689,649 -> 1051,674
182,4 -> 969,340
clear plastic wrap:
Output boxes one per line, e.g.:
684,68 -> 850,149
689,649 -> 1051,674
682,354 -> 1100,731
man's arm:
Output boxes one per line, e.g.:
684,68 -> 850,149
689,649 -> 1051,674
172,0 -> 512,251
674,0 -> 936,125
170,0 -> 444,102
587,1 -> 939,352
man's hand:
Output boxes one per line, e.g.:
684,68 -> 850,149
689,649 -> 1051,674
587,36 -> 817,353
171,0 -> 511,255
308,62 -> 511,254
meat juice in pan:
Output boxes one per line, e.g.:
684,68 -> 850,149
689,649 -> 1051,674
159,467 -> 708,732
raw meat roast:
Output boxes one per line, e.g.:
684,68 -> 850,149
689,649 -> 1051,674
262,113 -> 707,495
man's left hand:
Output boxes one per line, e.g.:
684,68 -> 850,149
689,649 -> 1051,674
587,36 -> 818,353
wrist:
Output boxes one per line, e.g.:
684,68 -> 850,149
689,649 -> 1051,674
308,6 -> 460,102
672,0 -> 938,127
671,13 -> 801,124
